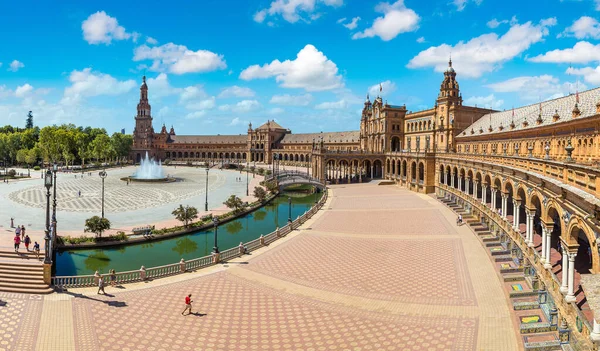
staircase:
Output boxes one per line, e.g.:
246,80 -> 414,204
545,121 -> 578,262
436,195 -> 575,351
0,247 -> 53,294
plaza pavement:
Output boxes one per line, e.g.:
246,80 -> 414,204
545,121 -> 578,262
0,183 -> 521,351
0,166 -> 262,249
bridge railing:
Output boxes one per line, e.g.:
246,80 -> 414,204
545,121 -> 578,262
51,189 -> 328,289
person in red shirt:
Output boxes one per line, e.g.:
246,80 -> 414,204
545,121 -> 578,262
13,234 -> 20,252
182,294 -> 193,315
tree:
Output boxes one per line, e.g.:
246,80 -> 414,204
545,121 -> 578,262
265,181 -> 278,194
253,186 -> 267,203
257,168 -> 265,175
90,133 -> 111,162
223,195 -> 244,213
25,111 -> 33,129
84,216 -> 111,238
172,205 -> 198,228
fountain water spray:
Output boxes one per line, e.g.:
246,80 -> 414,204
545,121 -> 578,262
133,152 -> 165,179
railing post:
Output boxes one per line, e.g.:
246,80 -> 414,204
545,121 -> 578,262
139,266 -> 147,281
212,251 -> 220,264
276,227 -> 280,237
260,234 -> 265,246
179,258 -> 186,273
94,270 -> 101,285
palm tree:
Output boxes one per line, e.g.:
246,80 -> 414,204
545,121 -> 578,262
172,205 -> 199,228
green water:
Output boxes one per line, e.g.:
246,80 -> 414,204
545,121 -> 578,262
55,192 -> 321,276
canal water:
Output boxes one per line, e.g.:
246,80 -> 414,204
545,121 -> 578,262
55,191 -> 321,276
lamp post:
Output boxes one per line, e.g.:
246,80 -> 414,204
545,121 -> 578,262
52,163 -> 58,235
253,160 -> 256,178
205,166 -> 209,212
99,170 -> 107,218
43,169 -> 53,264
288,197 -> 292,223
212,217 -> 219,253
246,162 -> 249,196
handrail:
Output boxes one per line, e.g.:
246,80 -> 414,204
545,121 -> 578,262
52,189 -> 328,289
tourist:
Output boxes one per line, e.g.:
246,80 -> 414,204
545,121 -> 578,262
21,225 -> 25,240
182,294 -> 193,315
15,225 -> 21,238
24,235 -> 31,251
10,217 -> 13,228
78,190 -> 81,197
97,276 -> 106,295
13,234 -> 20,252
457,214 -> 463,226
33,242 -> 40,259
109,269 -> 117,287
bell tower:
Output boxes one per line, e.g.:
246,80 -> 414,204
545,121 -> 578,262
132,76 -> 155,161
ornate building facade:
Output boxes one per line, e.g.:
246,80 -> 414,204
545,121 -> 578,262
131,63 -> 600,347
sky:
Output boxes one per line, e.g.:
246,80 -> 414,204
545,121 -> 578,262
1,0 -> 600,135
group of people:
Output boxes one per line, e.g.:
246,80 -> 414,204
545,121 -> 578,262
13,225 -> 40,258
235,177 -> 245,182
97,269 -> 118,294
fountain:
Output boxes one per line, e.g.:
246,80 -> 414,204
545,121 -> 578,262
124,152 -> 175,182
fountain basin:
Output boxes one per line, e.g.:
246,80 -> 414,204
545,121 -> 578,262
121,176 -> 177,183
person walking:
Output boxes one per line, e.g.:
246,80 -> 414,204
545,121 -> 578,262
78,190 -> 81,197
109,269 -> 117,287
33,242 -> 40,260
15,225 -> 21,239
181,294 -> 193,315
97,276 -> 106,295
24,235 -> 31,251
13,234 -> 20,252
20,225 -> 25,240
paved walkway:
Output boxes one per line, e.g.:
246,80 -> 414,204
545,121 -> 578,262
0,183 -> 520,351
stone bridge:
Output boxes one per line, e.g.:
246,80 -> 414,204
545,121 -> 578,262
268,171 -> 325,190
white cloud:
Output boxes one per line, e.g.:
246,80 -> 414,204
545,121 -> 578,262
352,1 -> 419,41
408,18 -> 556,78
146,36 -> 158,45
464,94 -> 504,109
185,97 -> 216,111
62,68 -> 136,104
269,93 -> 313,106
338,16 -> 360,30
268,107 -> 285,114
229,117 -> 248,126
486,16 -> 517,29
8,60 -> 24,72
157,106 -> 170,118
315,99 -> 347,109
528,41 -> 600,63
416,36 -> 425,43
146,73 -> 181,97
15,84 -> 33,98
368,80 -> 396,96
217,86 -> 256,98
179,85 -> 207,102
133,43 -> 227,74
566,65 -> 600,85
254,0 -> 343,24
185,111 -> 206,119
219,100 -> 261,113
560,16 -> 600,39
240,44 -> 343,91
597,0 -> 600,11
486,75 -> 584,101
81,11 -> 134,45
452,0 -> 483,11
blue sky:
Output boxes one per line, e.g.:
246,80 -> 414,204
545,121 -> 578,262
1,0 -> 599,135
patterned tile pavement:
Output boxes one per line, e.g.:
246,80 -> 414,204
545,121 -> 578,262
0,182 -> 521,351
244,234 -> 476,305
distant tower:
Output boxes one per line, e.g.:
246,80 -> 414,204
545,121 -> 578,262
132,76 -> 155,162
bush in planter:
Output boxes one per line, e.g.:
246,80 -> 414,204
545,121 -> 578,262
33,166 -> 40,171
7,169 -> 16,177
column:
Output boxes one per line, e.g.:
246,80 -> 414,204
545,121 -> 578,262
490,189 -> 496,210
545,227 -> 552,269
444,171 -> 448,185
481,185 -> 487,204
451,174 -> 455,188
560,247 -> 569,294
540,226 -> 547,264
501,194 -> 506,219
565,252 -> 577,302
590,319 -> 600,342
473,181 -> 479,200
513,200 -> 519,231
527,211 -> 535,247
458,177 -> 463,192
465,177 -> 470,194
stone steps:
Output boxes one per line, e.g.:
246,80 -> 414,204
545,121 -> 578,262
0,259 -> 52,294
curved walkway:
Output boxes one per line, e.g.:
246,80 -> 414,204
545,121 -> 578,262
0,183 -> 520,351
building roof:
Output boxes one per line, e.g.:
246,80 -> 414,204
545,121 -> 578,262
169,135 -> 247,144
457,87 -> 600,138
280,131 -> 360,144
256,120 -> 286,131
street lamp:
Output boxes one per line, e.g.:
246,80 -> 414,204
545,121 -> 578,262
253,159 -> 256,178
52,163 -> 58,235
246,162 -> 249,196
288,197 -> 292,223
205,166 -> 209,212
44,169 -> 53,264
212,217 -> 219,253
99,171 -> 107,218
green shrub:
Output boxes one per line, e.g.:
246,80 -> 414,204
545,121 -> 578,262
33,166 -> 40,171
7,169 -> 16,177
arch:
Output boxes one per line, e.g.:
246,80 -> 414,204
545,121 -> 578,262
373,159 -> 383,178
183,152 -> 188,158
391,136 -> 401,152
418,162 -> 425,184
401,160 -> 407,178
410,161 -> 417,181
439,164 -> 444,184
